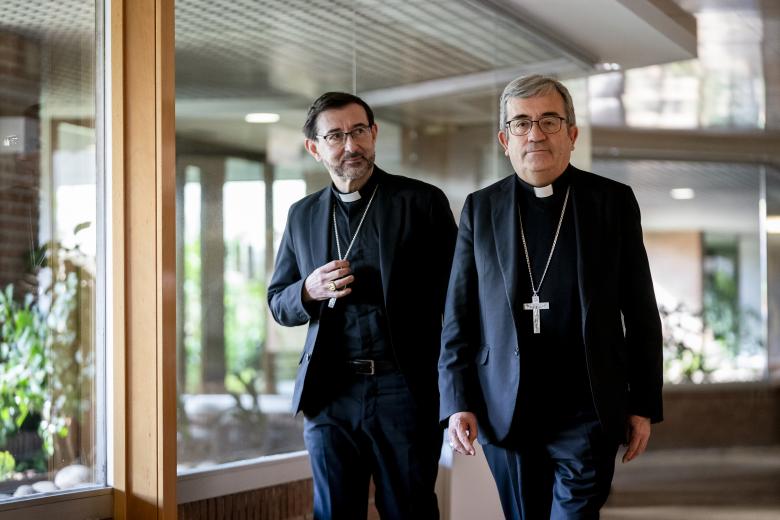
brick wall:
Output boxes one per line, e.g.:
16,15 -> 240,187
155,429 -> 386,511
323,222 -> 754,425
651,382 -> 780,449
0,30 -> 41,291
178,478 -> 381,520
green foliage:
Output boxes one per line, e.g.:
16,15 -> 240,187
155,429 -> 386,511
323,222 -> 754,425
183,238 -> 202,394
224,274 -> 265,375
0,285 -> 48,446
0,275 -> 78,457
660,304 -> 715,383
0,450 -> 15,481
0,223 -> 90,468
703,267 -> 739,356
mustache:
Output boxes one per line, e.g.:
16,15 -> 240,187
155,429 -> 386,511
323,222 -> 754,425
341,152 -> 366,162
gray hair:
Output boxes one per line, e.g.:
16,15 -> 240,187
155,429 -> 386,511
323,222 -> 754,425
499,74 -> 577,130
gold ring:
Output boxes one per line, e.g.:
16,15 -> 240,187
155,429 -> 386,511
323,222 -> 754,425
327,281 -> 337,292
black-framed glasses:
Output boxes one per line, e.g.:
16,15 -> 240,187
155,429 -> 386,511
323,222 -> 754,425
317,125 -> 372,146
505,116 -> 566,136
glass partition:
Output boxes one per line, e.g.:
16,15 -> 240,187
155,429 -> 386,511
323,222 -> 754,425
594,159 -> 766,383
0,0 -> 104,502
174,0 -> 593,470
589,8 -> 765,129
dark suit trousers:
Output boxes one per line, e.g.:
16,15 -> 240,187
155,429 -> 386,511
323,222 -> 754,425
303,372 -> 441,520
482,411 -> 619,520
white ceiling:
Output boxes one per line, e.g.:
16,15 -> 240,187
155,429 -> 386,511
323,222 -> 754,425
173,0 -> 697,148
593,158 -> 763,233
0,0 -> 698,149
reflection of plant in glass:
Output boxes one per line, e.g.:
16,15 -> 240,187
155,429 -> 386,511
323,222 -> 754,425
0,450 -> 15,481
703,262 -> 739,356
0,274 -> 79,459
183,238 -> 202,394
224,248 -> 265,383
659,304 -> 714,383
0,223 -> 91,474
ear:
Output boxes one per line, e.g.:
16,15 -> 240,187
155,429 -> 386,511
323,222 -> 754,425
304,138 -> 321,161
497,130 -> 510,156
568,125 -> 579,150
370,123 -> 378,143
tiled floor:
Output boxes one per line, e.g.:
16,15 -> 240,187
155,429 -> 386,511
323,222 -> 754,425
603,446 -> 780,520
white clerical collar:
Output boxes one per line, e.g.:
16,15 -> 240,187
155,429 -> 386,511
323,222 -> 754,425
534,184 -> 554,198
337,190 -> 362,202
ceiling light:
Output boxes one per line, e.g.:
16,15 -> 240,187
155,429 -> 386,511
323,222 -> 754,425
596,62 -> 621,72
768,216 -> 780,234
244,112 -> 280,124
670,188 -> 695,200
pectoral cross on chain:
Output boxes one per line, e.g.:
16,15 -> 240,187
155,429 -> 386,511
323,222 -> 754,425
523,294 -> 549,334
518,185 -> 570,335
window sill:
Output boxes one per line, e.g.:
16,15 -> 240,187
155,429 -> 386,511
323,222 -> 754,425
0,487 -> 112,519
177,450 -> 311,504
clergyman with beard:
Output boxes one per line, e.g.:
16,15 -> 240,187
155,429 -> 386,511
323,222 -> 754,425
268,92 -> 457,519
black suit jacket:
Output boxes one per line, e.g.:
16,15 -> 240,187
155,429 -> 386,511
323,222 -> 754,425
438,165 -> 663,443
268,168 -> 457,416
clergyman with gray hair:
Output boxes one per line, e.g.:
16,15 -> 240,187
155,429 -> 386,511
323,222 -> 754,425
438,74 -> 663,518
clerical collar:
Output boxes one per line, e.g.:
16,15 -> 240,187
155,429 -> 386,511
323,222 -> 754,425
331,168 -> 379,203
515,166 -> 572,199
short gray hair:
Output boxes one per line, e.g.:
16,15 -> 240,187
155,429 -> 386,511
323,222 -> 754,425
499,74 -> 577,130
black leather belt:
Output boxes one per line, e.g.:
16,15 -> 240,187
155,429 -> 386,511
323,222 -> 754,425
346,359 -> 398,375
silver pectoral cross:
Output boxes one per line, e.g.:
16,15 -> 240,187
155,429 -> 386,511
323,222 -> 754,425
523,294 -> 549,334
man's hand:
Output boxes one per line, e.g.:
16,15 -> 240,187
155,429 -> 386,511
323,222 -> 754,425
622,415 -> 651,463
448,412 -> 478,456
302,260 -> 354,302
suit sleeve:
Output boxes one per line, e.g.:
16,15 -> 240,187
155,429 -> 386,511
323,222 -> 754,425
438,194 -> 481,424
267,207 -> 312,327
619,187 -> 664,423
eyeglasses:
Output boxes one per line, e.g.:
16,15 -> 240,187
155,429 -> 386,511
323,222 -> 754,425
505,116 -> 566,136
317,125 -> 372,146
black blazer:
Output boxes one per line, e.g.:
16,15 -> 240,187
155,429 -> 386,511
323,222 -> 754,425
438,165 -> 663,443
268,168 -> 457,416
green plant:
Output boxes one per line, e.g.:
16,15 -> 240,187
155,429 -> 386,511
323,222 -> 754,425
0,223 -> 91,465
0,450 -> 15,481
0,285 -> 48,447
659,304 -> 715,383
0,275 -> 78,457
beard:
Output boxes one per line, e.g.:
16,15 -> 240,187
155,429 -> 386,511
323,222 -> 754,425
325,150 -> 376,181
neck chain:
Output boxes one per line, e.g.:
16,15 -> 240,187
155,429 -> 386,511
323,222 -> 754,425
519,185 -> 570,333
328,184 -> 379,308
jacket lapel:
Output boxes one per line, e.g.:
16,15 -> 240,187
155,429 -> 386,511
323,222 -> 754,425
374,169 -> 401,308
308,187 -> 332,270
490,176 -> 521,327
571,169 -> 595,333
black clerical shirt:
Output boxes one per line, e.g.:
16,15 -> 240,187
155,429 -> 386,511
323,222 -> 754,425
327,172 -> 394,363
513,167 -> 593,429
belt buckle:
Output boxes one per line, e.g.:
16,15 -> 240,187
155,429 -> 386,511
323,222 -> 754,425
353,359 -> 375,375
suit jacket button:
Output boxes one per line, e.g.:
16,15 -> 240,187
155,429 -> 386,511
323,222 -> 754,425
514,346 -> 520,357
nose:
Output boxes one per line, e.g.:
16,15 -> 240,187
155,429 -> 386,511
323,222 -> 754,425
344,134 -> 360,151
527,121 -> 547,141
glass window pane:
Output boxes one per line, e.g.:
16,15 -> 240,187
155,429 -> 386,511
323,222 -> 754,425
175,0 -> 591,471
594,159 -> 766,383
0,0 -> 104,502
589,9 -> 766,130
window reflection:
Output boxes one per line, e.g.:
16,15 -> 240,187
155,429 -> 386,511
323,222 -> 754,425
0,1 -> 101,502
594,159 -> 766,383
589,10 -> 765,129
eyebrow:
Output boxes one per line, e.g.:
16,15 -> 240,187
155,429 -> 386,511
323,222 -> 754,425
509,111 -> 563,120
321,122 -> 370,134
